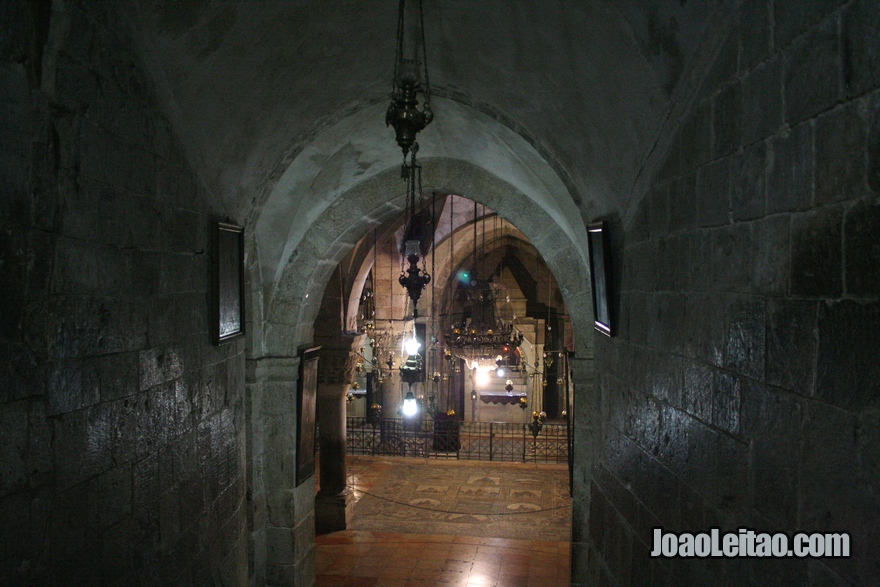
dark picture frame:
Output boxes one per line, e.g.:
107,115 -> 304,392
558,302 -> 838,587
587,221 -> 613,336
295,346 -> 321,486
213,221 -> 245,345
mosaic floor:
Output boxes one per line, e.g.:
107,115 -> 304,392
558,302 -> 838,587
346,456 -> 571,542
316,456 -> 571,586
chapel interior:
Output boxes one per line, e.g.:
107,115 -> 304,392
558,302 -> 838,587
1,0 -> 878,586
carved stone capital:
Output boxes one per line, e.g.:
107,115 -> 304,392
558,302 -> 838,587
314,333 -> 366,385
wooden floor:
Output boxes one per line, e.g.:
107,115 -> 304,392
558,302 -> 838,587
316,456 -> 571,586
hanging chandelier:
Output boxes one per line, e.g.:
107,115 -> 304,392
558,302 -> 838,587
398,225 -> 431,319
443,202 -> 523,370
388,0 -> 433,321
386,0 -> 433,157
396,150 -> 431,320
444,281 -> 523,370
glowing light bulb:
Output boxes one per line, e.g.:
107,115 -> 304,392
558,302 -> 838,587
404,337 -> 421,356
475,371 -> 490,386
496,368 -> 505,377
402,391 -> 418,417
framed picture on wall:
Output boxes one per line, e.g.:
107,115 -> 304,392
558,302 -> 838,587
213,221 -> 245,345
587,220 -> 613,336
296,346 -> 321,486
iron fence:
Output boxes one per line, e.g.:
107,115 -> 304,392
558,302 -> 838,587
346,417 -> 570,464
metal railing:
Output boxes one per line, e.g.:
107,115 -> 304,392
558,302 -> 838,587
346,417 -> 570,464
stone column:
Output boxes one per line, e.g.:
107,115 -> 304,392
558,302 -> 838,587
569,355 -> 596,586
247,354 -> 312,586
376,370 -> 393,416
314,333 -> 365,533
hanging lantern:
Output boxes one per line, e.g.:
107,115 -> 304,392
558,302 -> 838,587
402,390 -> 418,417
386,0 -> 433,157
404,335 -> 422,356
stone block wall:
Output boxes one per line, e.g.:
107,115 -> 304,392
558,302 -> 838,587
583,1 -> 880,585
0,2 -> 247,584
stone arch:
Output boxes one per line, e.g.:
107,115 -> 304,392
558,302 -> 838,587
249,98 -> 591,315
340,198 -> 553,340
246,154 -> 597,583
264,159 -> 592,355
426,215 -> 561,324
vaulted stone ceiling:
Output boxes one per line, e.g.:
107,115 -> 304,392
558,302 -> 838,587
118,0 -> 733,226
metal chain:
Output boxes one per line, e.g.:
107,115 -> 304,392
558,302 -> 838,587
481,203 -> 486,283
447,194 -> 454,412
393,0 -> 405,95
449,194 -> 454,330
472,200 -> 477,277
418,0 -> 431,103
431,191 -> 436,336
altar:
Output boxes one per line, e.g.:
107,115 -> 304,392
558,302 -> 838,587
477,391 -> 528,422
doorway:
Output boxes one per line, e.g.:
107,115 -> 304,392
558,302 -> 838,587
248,159 -> 597,585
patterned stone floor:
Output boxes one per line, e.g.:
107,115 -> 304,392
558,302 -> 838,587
346,456 -> 571,541
316,456 -> 571,586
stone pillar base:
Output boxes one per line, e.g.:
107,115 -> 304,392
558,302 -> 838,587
315,490 -> 355,534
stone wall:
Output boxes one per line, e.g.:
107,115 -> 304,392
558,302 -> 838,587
0,1 -> 247,584
582,1 -> 880,585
